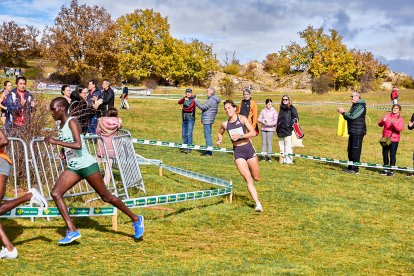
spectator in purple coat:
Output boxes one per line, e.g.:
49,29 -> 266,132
195,87 -> 221,156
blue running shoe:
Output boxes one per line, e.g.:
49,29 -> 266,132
133,215 -> 144,239
58,230 -> 81,244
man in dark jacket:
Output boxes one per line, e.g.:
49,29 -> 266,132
99,80 -> 115,116
195,87 -> 221,156
337,91 -> 367,174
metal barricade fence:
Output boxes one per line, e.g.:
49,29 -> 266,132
4,137 -> 32,200
29,136 -> 118,202
112,133 -> 146,199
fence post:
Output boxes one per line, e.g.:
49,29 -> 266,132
159,160 -> 163,177
226,180 -> 233,203
112,209 -> 118,232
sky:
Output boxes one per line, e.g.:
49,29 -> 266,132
1,0 -> 414,77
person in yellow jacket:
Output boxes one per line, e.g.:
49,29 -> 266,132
237,88 -> 258,134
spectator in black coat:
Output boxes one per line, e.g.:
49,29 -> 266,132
276,95 -> 298,164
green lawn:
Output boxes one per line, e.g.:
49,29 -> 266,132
2,89 -> 414,274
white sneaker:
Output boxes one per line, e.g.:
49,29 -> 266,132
255,202 -> 263,212
29,188 -> 48,209
0,246 -> 18,259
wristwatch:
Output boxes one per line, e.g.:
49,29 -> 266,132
240,134 -> 244,139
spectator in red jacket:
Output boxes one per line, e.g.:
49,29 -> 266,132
178,88 -> 196,153
378,104 -> 404,176
391,87 -> 399,105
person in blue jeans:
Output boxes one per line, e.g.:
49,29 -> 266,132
195,87 -> 221,156
178,88 -> 196,153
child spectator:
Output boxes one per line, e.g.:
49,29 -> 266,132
258,99 -> 278,161
96,107 -> 122,185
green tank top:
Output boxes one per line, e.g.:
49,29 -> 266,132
58,117 -> 96,170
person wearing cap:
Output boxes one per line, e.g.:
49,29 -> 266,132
237,88 -> 258,136
195,87 -> 221,156
178,88 -> 196,153
391,87 -> 399,105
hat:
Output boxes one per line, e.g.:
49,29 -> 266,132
185,88 -> 193,93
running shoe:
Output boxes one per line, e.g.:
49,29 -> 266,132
255,202 -> 263,212
0,246 -> 18,259
133,215 -> 144,239
58,230 -> 81,244
29,188 -> 48,209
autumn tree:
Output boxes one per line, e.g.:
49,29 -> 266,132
116,9 -> 218,85
263,50 -> 291,77
269,25 -> 389,91
0,21 -> 40,66
44,0 -> 118,83
116,9 -> 174,82
169,39 -> 218,85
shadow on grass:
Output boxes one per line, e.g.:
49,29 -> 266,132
3,219 -> 53,245
158,200 -> 225,219
70,217 -> 135,240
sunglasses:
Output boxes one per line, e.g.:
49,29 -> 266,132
282,98 -> 289,101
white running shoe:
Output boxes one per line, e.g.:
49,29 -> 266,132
255,202 -> 263,212
29,188 -> 48,209
0,246 -> 18,259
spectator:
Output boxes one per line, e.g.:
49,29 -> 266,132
0,81 -> 12,125
68,85 -> 99,134
0,128 -> 47,259
86,80 -> 103,134
194,87 -> 221,156
178,88 -> 196,153
96,107 -> 122,185
391,86 -> 399,105
99,80 -> 115,116
258,99 -> 278,162
237,88 -> 258,135
61,84 -> 72,103
337,91 -> 367,174
120,82 -> 129,109
217,100 -> 262,212
378,104 -> 404,176
407,112 -> 414,177
276,95 -> 298,164
4,76 -> 36,131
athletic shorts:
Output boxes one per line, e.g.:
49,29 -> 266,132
233,142 -> 256,161
0,157 -> 11,177
67,163 -> 100,179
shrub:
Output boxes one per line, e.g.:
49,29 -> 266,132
223,64 -> 240,76
48,71 -> 81,84
360,71 -> 375,93
144,79 -> 158,89
219,76 -> 236,99
311,73 -> 334,94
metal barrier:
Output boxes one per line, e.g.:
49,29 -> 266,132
3,137 -> 32,200
29,136 -> 118,202
112,133 -> 146,199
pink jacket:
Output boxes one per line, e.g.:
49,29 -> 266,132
378,113 -> 404,142
96,117 -> 122,158
258,107 -> 278,132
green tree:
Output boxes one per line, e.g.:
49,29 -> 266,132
44,0 -> 118,82
116,9 -> 174,82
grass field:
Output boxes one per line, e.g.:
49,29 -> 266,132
2,88 -> 414,274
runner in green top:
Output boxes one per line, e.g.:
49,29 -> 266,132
45,97 -> 144,244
